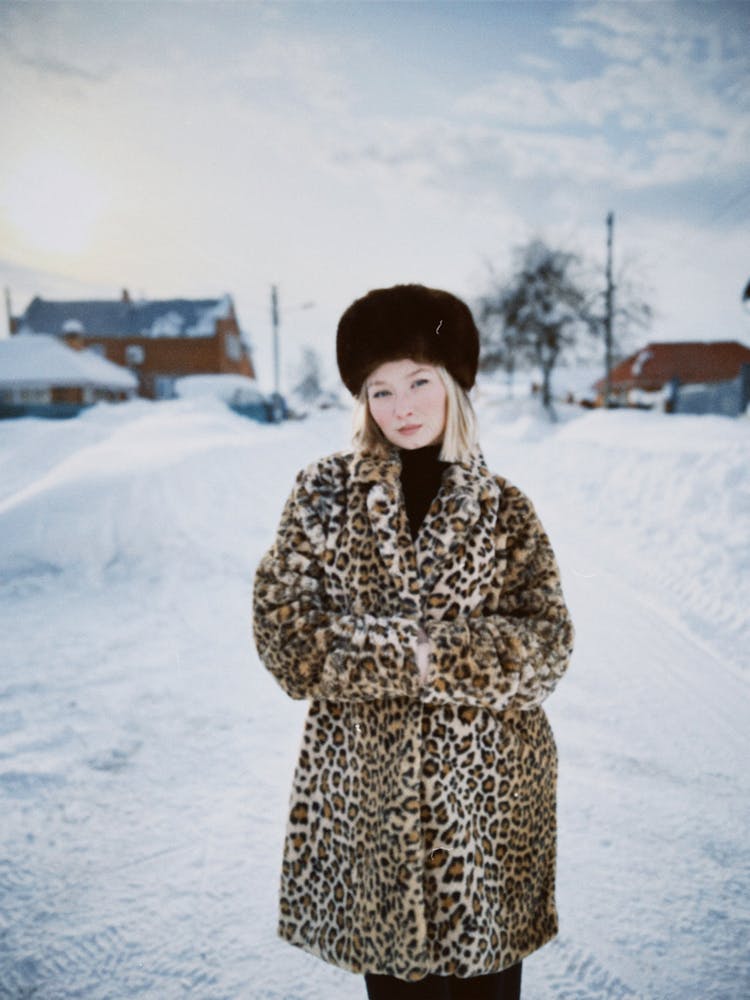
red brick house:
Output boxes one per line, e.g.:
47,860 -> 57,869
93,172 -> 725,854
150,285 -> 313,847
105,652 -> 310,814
10,290 -> 256,399
594,341 -> 750,406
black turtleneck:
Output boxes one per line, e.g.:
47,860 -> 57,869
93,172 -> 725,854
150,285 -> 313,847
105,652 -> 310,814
399,443 -> 449,540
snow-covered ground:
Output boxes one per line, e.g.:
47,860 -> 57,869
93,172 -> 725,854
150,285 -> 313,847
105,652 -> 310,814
0,394 -> 748,1000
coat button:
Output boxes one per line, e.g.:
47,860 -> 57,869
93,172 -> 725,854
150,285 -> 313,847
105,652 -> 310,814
353,722 -> 364,734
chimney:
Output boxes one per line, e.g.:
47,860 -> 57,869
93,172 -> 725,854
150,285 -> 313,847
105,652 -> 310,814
121,288 -> 131,304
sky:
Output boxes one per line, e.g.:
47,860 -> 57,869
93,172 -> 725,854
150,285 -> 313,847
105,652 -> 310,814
1,0 -> 749,392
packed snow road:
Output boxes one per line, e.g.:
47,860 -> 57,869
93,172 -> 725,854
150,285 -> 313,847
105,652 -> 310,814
0,396 -> 748,999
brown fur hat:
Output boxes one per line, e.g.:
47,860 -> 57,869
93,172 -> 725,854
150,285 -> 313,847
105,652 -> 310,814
336,284 -> 480,396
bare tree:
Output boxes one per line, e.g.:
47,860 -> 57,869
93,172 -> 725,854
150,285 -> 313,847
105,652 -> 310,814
479,240 -> 588,414
478,294 -> 523,396
292,346 -> 324,404
479,239 -> 653,412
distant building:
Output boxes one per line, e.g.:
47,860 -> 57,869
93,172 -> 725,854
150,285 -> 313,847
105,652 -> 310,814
594,341 -> 750,407
0,334 -> 138,418
10,290 -> 256,399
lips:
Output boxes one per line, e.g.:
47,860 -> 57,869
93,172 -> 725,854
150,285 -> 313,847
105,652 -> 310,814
398,424 -> 422,434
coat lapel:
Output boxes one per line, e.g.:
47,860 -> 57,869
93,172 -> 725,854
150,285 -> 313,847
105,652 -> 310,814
350,448 -> 501,620
416,452 -> 502,617
351,449 -> 421,615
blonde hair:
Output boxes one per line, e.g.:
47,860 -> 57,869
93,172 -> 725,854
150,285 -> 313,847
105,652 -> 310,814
352,363 -> 479,463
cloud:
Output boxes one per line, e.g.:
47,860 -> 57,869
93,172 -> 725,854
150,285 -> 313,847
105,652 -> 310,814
452,73 -> 566,128
17,51 -> 108,83
557,0 -> 749,69
0,4 -> 113,85
517,53 -> 560,75
219,33 -> 351,117
344,1 -> 750,202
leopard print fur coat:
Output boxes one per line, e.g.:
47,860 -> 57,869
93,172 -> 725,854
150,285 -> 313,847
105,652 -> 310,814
252,446 -> 574,981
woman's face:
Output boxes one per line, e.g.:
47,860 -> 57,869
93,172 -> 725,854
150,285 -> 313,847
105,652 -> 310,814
366,358 -> 447,449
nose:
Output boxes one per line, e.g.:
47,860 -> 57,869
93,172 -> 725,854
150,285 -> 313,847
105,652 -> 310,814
393,392 -> 414,419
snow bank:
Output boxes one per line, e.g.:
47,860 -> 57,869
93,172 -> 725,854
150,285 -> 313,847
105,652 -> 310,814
0,396 -> 746,668
0,397 -> 315,586
175,373 -> 265,406
477,403 -> 750,674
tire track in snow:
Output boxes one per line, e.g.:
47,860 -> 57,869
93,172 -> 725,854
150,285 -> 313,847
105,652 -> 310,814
530,937 -> 638,999
578,546 -> 750,755
547,525 -> 750,1000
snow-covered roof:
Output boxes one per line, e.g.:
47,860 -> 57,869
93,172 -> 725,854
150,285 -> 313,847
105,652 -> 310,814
595,341 -> 750,392
0,334 -> 138,390
15,294 -> 234,340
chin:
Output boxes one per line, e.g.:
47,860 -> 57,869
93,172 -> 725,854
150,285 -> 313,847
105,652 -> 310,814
396,431 -> 439,449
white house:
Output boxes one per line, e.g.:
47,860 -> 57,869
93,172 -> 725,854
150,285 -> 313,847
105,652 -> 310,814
0,334 -> 138,415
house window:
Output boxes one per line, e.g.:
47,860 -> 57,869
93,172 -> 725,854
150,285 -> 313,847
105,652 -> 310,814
19,387 -> 52,404
126,344 -> 145,366
225,333 -> 242,362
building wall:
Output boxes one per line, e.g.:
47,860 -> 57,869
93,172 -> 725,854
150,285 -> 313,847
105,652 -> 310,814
62,316 -> 255,399
0,385 -> 134,407
50,386 -> 84,404
671,365 -> 750,417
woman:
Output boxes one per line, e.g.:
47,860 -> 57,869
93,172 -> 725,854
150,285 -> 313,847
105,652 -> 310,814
253,284 -> 574,1000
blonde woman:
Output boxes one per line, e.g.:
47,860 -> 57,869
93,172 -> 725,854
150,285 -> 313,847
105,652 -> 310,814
253,284 -> 574,1000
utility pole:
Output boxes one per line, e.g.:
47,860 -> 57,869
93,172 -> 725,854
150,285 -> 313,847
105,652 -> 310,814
270,284 -> 280,396
604,211 -> 615,408
4,287 -> 13,338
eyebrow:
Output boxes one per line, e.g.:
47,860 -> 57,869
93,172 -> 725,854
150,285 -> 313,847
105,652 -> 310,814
368,367 -> 430,387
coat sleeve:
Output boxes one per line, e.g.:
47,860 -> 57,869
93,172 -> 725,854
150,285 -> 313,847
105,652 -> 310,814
252,471 -> 423,701
421,484 -> 574,712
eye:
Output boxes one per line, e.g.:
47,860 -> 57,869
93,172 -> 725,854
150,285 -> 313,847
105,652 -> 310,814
412,377 -> 430,389
370,388 -> 391,399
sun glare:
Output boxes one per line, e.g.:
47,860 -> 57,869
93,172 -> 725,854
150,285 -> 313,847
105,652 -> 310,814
1,152 -> 106,256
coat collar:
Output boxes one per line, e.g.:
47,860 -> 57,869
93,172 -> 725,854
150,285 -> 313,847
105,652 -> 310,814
349,445 -> 496,491
349,447 -> 502,616
349,445 -> 500,508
